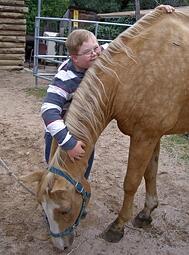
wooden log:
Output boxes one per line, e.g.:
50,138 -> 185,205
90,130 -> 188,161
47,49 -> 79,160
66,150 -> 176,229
0,35 -> 25,42
0,12 -> 25,18
0,65 -> 23,70
0,42 -> 25,48
0,18 -> 26,24
0,59 -> 24,65
0,0 -> 25,7
0,48 -> 25,54
0,30 -> 26,35
0,2 -> 27,68
0,5 -> 28,13
0,24 -> 26,31
0,54 -> 24,60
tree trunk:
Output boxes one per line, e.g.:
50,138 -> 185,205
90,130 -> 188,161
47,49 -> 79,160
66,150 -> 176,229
0,35 -> 25,42
0,5 -> 28,13
0,59 -> 23,65
0,30 -> 26,35
0,42 -> 25,48
0,54 -> 24,60
0,18 -> 26,24
0,0 -> 25,6
0,12 -> 25,18
0,47 -> 25,53
0,24 -> 26,31
0,65 -> 23,70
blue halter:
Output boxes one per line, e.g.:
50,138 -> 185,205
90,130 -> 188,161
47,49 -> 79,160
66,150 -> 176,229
47,166 -> 91,238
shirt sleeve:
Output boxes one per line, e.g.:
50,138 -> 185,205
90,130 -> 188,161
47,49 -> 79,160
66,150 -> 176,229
41,68 -> 78,150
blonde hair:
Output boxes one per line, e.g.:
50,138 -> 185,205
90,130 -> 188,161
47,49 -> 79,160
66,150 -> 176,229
65,29 -> 97,55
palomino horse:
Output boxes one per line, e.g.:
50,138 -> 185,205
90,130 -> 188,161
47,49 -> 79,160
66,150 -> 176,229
22,8 -> 189,250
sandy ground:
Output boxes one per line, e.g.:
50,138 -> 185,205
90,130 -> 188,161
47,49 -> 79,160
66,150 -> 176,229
0,69 -> 189,255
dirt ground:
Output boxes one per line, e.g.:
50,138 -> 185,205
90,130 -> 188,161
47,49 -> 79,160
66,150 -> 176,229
0,69 -> 189,255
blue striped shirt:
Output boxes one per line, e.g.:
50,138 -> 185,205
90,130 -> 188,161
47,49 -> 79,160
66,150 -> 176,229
41,59 -> 86,150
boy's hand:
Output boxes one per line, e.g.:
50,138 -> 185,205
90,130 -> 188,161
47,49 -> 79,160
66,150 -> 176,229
156,5 -> 175,13
67,141 -> 86,162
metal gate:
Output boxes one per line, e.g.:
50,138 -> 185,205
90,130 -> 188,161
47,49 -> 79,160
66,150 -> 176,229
33,1 -> 132,86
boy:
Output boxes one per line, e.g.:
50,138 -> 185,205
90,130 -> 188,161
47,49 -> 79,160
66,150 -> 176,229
41,29 -> 104,178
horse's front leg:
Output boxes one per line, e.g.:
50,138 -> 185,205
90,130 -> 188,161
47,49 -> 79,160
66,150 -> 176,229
102,133 -> 160,243
133,141 -> 160,227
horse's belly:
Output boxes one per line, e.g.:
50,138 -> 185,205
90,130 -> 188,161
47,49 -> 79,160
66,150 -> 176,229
166,102 -> 189,134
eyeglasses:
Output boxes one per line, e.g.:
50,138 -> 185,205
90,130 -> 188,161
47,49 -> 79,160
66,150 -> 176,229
77,45 -> 101,56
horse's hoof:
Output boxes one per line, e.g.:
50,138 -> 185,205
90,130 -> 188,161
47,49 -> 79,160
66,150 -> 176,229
133,211 -> 152,228
101,222 -> 124,243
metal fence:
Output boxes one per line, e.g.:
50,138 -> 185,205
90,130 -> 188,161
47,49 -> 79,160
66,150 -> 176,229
32,2 -> 132,86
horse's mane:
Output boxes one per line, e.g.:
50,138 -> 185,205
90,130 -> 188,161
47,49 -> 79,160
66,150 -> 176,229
65,9 -> 184,145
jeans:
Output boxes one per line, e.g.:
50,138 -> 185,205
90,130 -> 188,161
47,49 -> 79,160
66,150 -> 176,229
44,132 -> 94,179
45,132 -> 53,164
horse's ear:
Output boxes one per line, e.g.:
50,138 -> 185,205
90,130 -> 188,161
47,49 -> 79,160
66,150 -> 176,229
20,171 -> 44,184
50,181 -> 72,213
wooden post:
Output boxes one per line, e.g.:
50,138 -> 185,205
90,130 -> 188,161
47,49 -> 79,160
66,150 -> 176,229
135,0 -> 140,20
0,0 -> 28,70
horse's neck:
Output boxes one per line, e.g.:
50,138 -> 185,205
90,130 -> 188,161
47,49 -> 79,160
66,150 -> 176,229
66,67 -> 115,151
60,57 -> 119,178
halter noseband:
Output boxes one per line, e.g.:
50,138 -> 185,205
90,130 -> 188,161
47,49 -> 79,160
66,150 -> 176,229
47,166 -> 91,238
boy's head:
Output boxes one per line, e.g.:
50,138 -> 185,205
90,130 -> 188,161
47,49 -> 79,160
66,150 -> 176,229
65,29 -> 101,70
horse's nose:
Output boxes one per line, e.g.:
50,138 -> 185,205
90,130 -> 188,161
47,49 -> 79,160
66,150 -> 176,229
52,237 -> 65,251
63,245 -> 72,254
65,233 -> 74,247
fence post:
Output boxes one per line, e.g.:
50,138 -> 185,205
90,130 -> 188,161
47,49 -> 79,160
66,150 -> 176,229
135,0 -> 141,21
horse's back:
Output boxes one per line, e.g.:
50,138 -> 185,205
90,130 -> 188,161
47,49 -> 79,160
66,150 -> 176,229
114,11 -> 189,135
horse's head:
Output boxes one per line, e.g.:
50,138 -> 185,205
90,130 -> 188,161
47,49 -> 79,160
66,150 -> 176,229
21,167 -> 91,251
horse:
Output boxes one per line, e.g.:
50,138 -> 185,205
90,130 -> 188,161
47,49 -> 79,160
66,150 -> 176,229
21,8 -> 189,251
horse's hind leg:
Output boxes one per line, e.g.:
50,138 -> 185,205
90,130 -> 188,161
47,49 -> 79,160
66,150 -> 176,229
133,141 -> 160,228
102,133 -> 159,243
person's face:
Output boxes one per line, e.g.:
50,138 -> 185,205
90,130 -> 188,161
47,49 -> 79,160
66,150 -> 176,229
71,36 -> 101,70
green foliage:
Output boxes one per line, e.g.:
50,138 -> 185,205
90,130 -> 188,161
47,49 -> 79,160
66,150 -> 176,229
24,87 -> 47,99
162,135 -> 189,164
70,0 -> 122,12
79,15 -> 135,41
25,0 -> 189,35
70,0 -> 189,12
25,0 -> 38,35
97,17 -> 135,40
25,0 -> 69,35
139,0 -> 189,9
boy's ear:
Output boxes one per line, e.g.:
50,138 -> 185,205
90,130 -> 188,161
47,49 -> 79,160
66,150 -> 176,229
70,54 -> 78,64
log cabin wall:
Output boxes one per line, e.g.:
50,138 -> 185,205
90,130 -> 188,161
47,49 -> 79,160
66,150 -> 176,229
0,0 -> 28,70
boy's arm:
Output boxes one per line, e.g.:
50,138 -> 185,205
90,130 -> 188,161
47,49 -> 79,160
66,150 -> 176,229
41,80 -> 85,161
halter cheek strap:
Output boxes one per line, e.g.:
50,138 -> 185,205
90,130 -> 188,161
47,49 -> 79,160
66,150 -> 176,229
47,166 -> 91,238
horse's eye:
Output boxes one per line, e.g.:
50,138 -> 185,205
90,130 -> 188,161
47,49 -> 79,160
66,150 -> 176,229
58,206 -> 71,215
60,210 -> 67,215
54,207 -> 70,216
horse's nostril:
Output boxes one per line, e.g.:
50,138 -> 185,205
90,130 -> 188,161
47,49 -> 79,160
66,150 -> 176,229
64,246 -> 68,250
